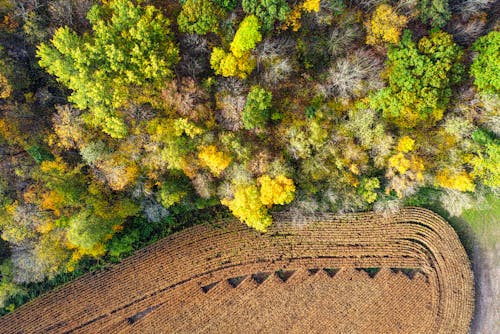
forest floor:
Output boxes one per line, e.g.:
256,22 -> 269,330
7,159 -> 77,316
453,196 -> 499,334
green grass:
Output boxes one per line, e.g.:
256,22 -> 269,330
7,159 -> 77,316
461,194 -> 500,248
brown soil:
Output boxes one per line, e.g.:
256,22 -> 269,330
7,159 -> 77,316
0,207 -> 474,333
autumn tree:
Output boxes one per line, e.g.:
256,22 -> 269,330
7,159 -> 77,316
282,0 -> 320,32
177,0 -> 222,35
221,182 -> 272,231
210,16 -> 262,79
221,175 -> 295,232
258,175 -> 295,205
37,0 -> 179,138
365,4 -> 408,46
198,145 -> 232,177
230,16 -> 262,58
210,48 -> 256,79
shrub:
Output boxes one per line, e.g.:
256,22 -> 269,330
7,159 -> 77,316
242,86 -> 273,130
470,31 -> 500,95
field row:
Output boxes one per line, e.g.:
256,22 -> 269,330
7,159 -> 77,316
0,207 -> 474,334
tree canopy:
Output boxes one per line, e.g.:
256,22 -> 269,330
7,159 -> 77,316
371,30 -> 464,128
37,0 -> 179,138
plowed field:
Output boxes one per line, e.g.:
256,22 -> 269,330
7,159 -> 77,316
0,207 -> 474,333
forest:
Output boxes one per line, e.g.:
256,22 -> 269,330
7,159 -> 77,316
0,0 -> 498,313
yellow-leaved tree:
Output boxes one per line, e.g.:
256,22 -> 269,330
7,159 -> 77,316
221,175 -> 295,231
365,4 -> 407,46
435,169 -> 476,192
258,175 -> 295,205
221,183 -> 272,232
198,145 -> 232,177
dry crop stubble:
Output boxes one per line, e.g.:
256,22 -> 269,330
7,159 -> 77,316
0,208 -> 474,333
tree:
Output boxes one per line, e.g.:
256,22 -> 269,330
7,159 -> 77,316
469,129 -> 500,188
322,48 -> 383,99
198,145 -> 232,177
51,105 -> 86,150
435,169 -> 476,192
242,86 -> 273,130
282,0 -> 321,32
177,0 -> 222,35
302,0 -> 320,13
470,31 -> 500,95
242,0 -> 290,31
365,4 -> 408,46
37,0 -> 179,138
221,183 -> 272,232
439,189 -> 474,217
258,175 -> 295,206
417,0 -> 450,29
215,0 -> 238,11
210,48 -> 256,79
371,30 -> 464,128
0,260 -> 26,308
144,117 -> 203,172
358,177 -> 380,204
230,16 -> 262,58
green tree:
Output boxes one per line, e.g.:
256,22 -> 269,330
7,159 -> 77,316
469,129 -> 500,188
371,30 -> 464,128
37,0 -> 179,138
470,31 -> 500,95
242,0 -> 290,31
417,0 -> 450,29
177,0 -> 222,35
215,0 -> 238,10
242,86 -> 273,130
0,260 -> 25,308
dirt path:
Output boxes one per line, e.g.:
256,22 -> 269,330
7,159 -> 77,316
470,240 -> 500,333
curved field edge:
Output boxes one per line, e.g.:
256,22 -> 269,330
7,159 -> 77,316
0,207 -> 474,334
